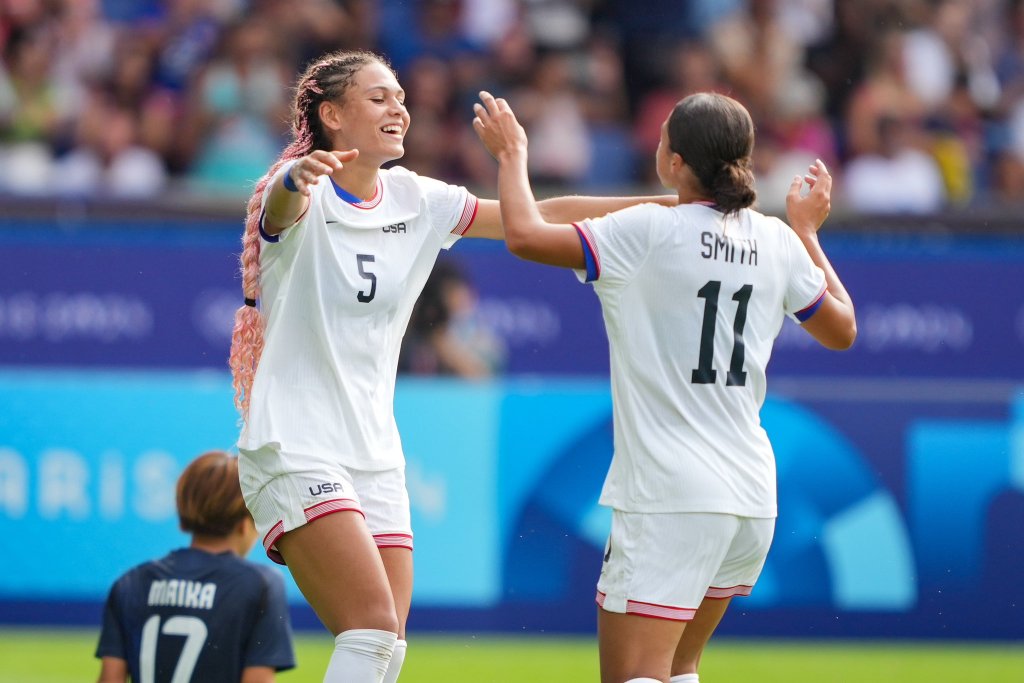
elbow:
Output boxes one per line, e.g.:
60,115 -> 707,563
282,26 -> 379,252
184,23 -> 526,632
828,320 -> 858,351
504,229 -> 529,257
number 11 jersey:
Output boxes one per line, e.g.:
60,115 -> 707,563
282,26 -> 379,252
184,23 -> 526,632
574,202 -> 826,517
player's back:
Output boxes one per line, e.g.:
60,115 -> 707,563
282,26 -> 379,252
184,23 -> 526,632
584,202 -> 825,515
97,548 -> 289,683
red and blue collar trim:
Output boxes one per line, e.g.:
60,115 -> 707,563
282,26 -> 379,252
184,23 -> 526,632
330,175 -> 383,209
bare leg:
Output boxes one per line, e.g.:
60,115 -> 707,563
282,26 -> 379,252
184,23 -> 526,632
379,547 -> 413,639
671,597 -> 732,676
598,608 -> 686,683
276,511 -> 399,635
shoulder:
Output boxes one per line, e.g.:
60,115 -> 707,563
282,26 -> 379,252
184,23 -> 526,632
385,165 -> 460,197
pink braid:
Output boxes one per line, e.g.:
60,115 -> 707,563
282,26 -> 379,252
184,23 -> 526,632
228,50 -> 393,421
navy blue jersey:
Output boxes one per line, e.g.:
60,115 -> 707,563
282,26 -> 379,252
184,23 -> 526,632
96,548 -> 295,682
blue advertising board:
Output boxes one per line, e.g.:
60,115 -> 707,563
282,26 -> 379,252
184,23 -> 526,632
1,371 -> 1021,639
3,227 -> 1023,379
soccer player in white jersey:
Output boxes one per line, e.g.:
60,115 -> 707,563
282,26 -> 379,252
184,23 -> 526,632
228,50 -> 678,683
473,90 -> 857,683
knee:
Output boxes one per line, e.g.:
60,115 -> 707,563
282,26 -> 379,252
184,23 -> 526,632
327,604 -> 399,636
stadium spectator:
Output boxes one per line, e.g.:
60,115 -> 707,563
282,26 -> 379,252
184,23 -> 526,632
227,49 -> 676,683
399,259 -> 506,377
473,90 -> 855,683
95,450 -> 295,683
4,0 -> 1024,206
843,114 -> 947,213
181,17 -> 291,192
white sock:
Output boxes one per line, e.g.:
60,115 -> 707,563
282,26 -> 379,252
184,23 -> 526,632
324,629 -> 397,683
625,679 -> 663,683
382,639 -> 407,683
671,674 -> 700,683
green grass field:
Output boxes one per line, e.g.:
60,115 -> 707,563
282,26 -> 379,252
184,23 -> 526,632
2,628 -> 1021,683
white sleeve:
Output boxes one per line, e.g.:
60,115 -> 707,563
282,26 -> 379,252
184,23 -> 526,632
781,221 -> 828,323
414,174 -> 479,249
258,162 -> 314,245
573,203 -> 657,287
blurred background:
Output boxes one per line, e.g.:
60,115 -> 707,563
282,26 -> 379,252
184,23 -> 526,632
0,0 -> 1022,647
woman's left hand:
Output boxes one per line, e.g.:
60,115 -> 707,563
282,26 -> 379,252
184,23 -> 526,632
472,91 -> 528,161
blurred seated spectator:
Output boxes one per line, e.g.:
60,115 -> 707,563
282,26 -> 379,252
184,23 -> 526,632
50,0 -> 117,117
844,28 -> 929,159
631,40 -> 724,185
181,18 -> 291,193
578,31 -> 634,190
754,76 -> 839,215
55,94 -> 168,198
511,49 -> 592,188
400,260 -> 505,378
379,0 -> 484,74
843,115 -> 946,214
0,25 -> 72,194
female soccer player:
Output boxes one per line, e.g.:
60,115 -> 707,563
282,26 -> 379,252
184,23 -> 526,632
228,49 -> 676,683
96,450 -> 294,683
472,90 -> 856,683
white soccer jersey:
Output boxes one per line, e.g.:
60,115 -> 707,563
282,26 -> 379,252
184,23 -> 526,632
575,202 -> 826,517
238,165 -> 478,470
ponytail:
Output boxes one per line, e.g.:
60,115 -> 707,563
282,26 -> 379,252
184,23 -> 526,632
710,158 -> 757,214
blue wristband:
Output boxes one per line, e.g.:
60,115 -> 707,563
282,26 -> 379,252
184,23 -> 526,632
282,163 -> 299,192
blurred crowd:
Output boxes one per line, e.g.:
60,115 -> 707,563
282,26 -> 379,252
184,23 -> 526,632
4,0 -> 1024,213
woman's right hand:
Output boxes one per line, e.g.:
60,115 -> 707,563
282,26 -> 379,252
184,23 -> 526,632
785,158 -> 832,236
287,149 -> 359,195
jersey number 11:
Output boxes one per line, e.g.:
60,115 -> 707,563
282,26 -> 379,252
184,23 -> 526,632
692,280 -> 752,387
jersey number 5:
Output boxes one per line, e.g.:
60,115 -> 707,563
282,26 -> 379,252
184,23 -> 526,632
139,614 -> 207,683
356,254 -> 377,303
692,280 -> 752,387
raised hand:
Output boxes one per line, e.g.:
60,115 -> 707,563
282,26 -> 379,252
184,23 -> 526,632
472,91 -> 528,161
287,149 -> 359,195
785,159 -> 832,235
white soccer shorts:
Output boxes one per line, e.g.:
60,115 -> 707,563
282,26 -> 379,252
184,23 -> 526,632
238,445 -> 413,565
596,511 -> 774,621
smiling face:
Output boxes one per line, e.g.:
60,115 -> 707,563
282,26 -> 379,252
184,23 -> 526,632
323,60 -> 410,165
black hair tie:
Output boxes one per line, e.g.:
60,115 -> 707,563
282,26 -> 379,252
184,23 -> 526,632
244,298 -> 257,307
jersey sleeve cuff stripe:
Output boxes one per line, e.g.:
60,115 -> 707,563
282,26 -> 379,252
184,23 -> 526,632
794,285 -> 827,322
705,584 -> 753,599
259,205 -> 309,243
573,221 -> 600,282
258,208 -> 279,243
451,194 -> 479,236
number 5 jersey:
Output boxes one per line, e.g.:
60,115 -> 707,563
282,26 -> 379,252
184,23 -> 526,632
238,166 -> 478,471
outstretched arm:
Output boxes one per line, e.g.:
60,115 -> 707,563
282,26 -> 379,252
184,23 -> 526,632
786,160 -> 857,350
263,149 -> 359,234
464,91 -> 674,242
470,91 -> 588,267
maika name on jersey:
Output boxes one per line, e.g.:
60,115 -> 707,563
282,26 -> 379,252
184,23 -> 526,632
147,579 -> 216,609
700,231 -> 759,265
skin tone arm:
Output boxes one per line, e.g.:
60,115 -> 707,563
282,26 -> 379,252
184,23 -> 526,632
471,91 -> 596,268
463,194 -> 678,240
784,160 -> 857,350
241,666 -> 277,682
97,657 -> 128,683
474,91 -> 856,350
263,149 -> 360,234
